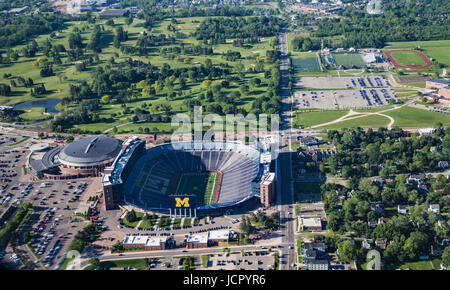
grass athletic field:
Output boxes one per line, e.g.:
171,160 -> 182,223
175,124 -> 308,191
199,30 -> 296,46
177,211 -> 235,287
384,50 -> 432,69
292,57 -> 321,72
175,172 -> 219,206
384,40 -> 450,68
332,53 -> 365,66
388,51 -> 428,66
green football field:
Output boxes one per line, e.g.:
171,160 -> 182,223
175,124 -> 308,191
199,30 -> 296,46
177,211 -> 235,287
333,53 -> 365,66
292,57 -> 321,72
175,172 -> 219,206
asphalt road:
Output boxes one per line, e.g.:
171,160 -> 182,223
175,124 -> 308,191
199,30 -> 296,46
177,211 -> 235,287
277,24 -> 296,270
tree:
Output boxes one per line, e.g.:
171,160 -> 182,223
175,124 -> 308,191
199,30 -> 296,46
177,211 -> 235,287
442,246 -> 450,268
101,95 -> 111,104
89,258 -> 101,269
338,240 -> 357,263
126,16 -> 133,26
403,231 -> 429,260
65,136 -> 74,143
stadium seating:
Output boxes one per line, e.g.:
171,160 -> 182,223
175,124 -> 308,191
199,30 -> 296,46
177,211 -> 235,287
123,142 -> 261,210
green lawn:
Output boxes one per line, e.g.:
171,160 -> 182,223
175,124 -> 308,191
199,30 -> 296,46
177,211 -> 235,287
85,258 -> 152,270
294,110 -> 349,128
399,260 -> 434,270
183,218 -> 192,227
122,212 -> 144,228
294,182 -> 323,194
385,106 -> 450,128
201,255 -> 210,268
175,172 -> 219,206
18,107 -> 54,123
319,114 -> 390,130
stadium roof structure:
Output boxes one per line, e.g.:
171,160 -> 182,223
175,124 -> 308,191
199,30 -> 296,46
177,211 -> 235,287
58,136 -> 122,166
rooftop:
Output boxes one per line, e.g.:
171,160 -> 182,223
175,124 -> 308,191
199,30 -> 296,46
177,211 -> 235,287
208,230 -> 230,240
186,234 -> 208,244
58,136 -> 122,165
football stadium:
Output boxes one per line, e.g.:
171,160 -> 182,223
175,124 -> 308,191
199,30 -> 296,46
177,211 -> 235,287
102,136 -> 277,216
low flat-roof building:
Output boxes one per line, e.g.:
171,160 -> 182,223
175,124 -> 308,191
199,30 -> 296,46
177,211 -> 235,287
185,234 -> 208,249
298,217 -> 322,231
208,230 -> 230,244
426,79 -> 450,90
123,235 -> 170,251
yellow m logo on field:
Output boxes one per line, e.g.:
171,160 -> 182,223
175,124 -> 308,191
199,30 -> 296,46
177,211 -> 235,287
175,197 -> 190,207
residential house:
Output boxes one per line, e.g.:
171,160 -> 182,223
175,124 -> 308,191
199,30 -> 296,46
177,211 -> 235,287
298,136 -> 324,147
438,161 -> 449,169
368,221 -> 377,229
371,203 -> 384,213
428,204 -> 440,215
407,174 -> 423,185
362,239 -> 372,249
430,244 -> 443,256
378,217 -> 389,225
375,239 -> 387,250
397,205 -> 408,215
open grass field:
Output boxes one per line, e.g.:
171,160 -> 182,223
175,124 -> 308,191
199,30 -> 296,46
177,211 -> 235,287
332,53 -> 365,66
319,114 -> 390,130
18,107 -> 54,123
384,40 -> 450,68
399,259 -> 441,270
384,106 -> 450,128
293,182 -> 322,194
294,110 -> 349,128
175,172 -> 219,206
292,57 -> 321,72
85,258 -> 153,270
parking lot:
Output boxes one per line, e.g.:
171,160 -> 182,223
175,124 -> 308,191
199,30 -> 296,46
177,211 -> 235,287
206,249 -> 276,270
0,137 -> 98,269
295,76 -> 390,89
294,75 -> 397,110
295,88 -> 397,109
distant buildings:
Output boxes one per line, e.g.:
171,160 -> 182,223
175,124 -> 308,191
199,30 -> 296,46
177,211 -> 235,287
8,7 -> 28,15
425,79 -> 450,103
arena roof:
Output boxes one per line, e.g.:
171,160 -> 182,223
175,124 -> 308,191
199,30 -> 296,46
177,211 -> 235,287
58,136 -> 122,166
